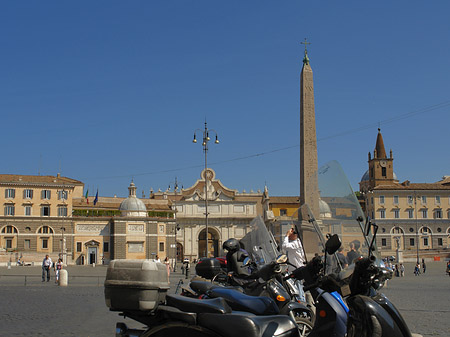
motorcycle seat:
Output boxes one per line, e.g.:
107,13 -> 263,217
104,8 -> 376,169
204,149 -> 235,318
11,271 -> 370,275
166,294 -> 232,314
190,280 -> 244,295
198,312 -> 298,337
207,287 -> 279,315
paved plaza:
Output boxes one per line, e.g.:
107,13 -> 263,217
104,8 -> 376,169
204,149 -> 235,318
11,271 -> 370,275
0,262 -> 448,336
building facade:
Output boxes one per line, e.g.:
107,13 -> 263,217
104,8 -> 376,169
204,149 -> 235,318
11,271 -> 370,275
0,174 -> 176,265
0,174 -> 83,264
151,168 -> 268,261
360,130 -> 450,260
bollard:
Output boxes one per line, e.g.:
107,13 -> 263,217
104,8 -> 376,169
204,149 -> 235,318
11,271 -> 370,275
7,262 -> 11,270
92,263 -> 95,268
59,269 -> 68,286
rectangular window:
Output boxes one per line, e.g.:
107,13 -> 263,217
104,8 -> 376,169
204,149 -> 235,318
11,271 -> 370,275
6,239 -> 13,249
438,238 -> 443,246
24,189 -> 33,199
371,197 -> 374,205
5,188 -> 15,198
380,209 -> 385,219
58,190 -> 68,200
41,206 -> 50,216
381,167 -> 386,177
76,242 -> 82,252
379,196 -> 385,204
410,238 -> 415,246
422,209 -> 427,219
24,240 -> 30,250
421,196 -> 427,204
393,196 -> 399,205
435,209 -> 442,219
4,205 -> 15,216
423,237 -> 429,246
407,195 -> 413,205
41,190 -> 51,200
159,242 -> 165,252
435,196 -> 441,204
103,242 -> 109,253
280,209 -> 287,216
381,238 -> 386,246
42,239 -> 48,249
394,209 -> 400,219
25,206 -> 32,216
57,206 -> 68,217
408,209 -> 414,219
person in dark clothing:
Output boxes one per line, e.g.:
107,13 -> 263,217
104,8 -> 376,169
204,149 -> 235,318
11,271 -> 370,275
346,240 -> 361,264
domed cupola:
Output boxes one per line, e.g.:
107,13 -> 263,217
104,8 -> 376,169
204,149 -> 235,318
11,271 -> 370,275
319,198 -> 332,218
119,181 -> 147,217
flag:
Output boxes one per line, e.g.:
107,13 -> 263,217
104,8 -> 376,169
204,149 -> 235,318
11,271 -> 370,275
94,190 -> 98,205
85,189 -> 89,204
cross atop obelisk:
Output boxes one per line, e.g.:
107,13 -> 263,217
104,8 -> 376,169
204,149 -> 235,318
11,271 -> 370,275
300,38 -> 311,65
299,39 -> 319,218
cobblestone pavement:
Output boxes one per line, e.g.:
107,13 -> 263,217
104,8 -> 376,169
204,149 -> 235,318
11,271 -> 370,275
0,262 -> 448,336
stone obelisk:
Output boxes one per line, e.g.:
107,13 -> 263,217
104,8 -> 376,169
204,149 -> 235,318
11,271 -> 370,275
299,40 -> 320,218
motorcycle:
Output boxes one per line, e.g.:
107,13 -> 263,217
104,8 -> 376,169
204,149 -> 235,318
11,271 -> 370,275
287,160 -> 414,337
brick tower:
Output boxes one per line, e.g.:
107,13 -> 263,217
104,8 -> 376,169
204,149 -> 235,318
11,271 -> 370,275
299,42 -> 320,218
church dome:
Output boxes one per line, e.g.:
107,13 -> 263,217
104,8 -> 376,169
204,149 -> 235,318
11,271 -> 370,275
319,199 -> 332,218
119,182 -> 147,217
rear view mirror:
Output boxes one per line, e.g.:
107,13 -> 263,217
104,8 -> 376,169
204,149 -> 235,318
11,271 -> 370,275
325,234 -> 341,255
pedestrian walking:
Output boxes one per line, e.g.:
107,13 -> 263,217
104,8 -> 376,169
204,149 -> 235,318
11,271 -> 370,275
399,263 -> 405,277
414,263 -> 420,276
422,259 -> 426,274
55,258 -> 63,284
164,257 -> 171,280
42,255 -> 52,282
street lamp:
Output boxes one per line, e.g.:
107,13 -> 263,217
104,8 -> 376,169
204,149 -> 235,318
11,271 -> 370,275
414,191 -> 420,264
193,121 -> 219,258
168,177 -> 183,271
60,227 -> 66,264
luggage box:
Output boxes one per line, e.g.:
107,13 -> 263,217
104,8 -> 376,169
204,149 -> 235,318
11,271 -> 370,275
195,257 -> 224,279
104,259 -> 170,312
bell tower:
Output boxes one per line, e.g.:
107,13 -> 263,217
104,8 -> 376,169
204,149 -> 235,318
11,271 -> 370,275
363,129 -> 397,191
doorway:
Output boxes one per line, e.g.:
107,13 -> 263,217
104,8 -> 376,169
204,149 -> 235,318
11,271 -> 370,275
198,228 -> 219,258
88,247 -> 97,264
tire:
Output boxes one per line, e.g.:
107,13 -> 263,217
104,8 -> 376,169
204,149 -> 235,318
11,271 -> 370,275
295,317 -> 313,337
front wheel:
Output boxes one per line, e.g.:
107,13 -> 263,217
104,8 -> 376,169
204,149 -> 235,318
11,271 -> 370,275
295,317 -> 313,337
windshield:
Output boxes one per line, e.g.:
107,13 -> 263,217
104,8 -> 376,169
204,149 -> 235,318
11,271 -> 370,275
240,215 -> 279,266
293,160 -> 381,274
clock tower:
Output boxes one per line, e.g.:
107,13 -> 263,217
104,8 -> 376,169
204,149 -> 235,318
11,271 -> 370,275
360,129 -> 398,192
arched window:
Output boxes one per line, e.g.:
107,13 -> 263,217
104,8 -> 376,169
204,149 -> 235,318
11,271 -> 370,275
38,226 -> 54,234
1,225 -> 18,234
391,226 -> 404,234
419,226 -> 432,235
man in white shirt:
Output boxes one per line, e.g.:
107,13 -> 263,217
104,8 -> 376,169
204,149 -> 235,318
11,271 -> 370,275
282,227 -> 307,303
42,255 -> 52,282
282,227 -> 306,272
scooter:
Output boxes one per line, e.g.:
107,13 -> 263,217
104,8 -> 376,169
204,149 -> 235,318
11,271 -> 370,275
187,253 -> 313,336
287,160 -> 415,337
114,293 -> 300,337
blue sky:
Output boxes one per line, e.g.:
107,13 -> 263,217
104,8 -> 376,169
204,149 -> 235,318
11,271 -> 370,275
1,1 -> 449,198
